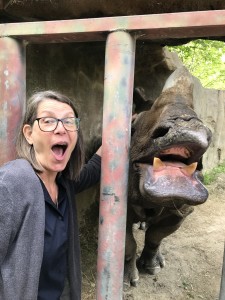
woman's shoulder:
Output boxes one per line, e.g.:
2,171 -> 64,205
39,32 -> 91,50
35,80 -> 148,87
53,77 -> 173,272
0,159 -> 44,206
0,158 -> 36,182
1,158 -> 32,171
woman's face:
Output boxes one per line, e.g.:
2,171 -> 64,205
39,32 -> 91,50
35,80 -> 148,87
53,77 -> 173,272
23,99 -> 78,176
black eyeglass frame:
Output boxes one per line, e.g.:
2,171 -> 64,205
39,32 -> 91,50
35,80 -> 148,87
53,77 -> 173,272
35,117 -> 80,132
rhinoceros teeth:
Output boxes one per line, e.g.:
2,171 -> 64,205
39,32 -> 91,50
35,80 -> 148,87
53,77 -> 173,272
153,157 -> 197,175
153,157 -> 166,170
182,162 -> 198,176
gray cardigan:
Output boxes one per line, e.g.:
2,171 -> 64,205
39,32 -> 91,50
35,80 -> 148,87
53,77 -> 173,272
0,159 -> 45,300
0,156 -> 101,300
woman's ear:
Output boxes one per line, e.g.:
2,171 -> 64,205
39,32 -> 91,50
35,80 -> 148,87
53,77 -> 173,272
23,124 -> 33,145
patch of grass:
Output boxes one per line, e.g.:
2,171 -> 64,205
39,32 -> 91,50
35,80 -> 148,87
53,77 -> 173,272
203,161 -> 225,185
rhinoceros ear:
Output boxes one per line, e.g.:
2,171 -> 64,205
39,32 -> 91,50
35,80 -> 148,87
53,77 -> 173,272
162,66 -> 194,94
131,111 -> 145,136
133,87 -> 154,114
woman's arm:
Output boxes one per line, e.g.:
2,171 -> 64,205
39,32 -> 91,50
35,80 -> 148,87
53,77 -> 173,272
95,145 -> 102,157
73,147 -> 101,194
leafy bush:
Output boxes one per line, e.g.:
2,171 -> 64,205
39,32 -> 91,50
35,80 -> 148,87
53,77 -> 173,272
203,161 -> 225,185
167,39 -> 225,90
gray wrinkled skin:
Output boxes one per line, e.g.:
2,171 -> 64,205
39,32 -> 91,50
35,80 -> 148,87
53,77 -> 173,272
124,67 -> 212,287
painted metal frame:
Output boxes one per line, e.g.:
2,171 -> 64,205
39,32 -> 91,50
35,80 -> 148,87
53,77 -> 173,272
0,37 -> 26,163
1,10 -> 225,43
1,9 -> 225,300
97,31 -> 135,299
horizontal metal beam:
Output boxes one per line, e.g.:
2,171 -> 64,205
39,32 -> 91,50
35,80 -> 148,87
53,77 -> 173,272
0,10 -> 225,43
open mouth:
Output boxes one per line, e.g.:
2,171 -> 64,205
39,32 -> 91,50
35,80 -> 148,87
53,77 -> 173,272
133,145 -> 208,206
152,146 -> 198,176
134,145 -> 199,176
51,142 -> 68,159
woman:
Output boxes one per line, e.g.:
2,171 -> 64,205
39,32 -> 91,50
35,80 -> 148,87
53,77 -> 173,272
0,90 -> 101,300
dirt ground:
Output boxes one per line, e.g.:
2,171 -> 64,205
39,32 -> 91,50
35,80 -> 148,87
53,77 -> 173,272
81,173 -> 225,300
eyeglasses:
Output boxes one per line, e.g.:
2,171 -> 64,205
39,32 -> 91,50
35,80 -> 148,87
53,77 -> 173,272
35,117 -> 80,132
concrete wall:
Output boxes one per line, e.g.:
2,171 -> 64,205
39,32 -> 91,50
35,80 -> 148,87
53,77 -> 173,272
193,79 -> 225,169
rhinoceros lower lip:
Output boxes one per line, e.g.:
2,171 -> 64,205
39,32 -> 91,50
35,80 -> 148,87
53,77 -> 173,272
135,160 -> 208,206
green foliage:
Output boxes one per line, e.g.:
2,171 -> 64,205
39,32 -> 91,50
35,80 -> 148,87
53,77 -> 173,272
167,39 -> 225,90
203,161 -> 225,185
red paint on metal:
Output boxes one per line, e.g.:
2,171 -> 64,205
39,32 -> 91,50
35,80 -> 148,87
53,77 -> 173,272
0,10 -> 225,43
97,31 -> 135,300
0,37 -> 26,165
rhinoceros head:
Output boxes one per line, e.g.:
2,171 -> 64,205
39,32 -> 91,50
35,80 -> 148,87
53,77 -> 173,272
129,67 -> 212,208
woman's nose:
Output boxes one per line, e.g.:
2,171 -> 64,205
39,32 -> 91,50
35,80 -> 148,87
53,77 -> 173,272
54,120 -> 66,133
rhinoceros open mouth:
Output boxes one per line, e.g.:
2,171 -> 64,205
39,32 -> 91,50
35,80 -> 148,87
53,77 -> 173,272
133,145 -> 208,207
153,146 -> 198,176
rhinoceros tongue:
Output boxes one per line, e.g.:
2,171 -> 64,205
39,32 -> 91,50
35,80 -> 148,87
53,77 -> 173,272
137,159 -> 208,206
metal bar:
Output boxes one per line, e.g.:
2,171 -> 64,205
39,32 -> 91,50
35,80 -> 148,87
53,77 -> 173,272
1,10 -> 225,43
0,37 -> 26,165
97,31 -> 135,300
219,243 -> 225,300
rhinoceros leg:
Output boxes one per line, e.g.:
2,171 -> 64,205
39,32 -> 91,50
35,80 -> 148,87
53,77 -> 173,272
124,211 -> 140,287
138,205 -> 193,275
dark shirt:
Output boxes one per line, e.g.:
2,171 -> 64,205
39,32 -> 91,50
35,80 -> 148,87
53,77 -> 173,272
36,154 -> 101,300
38,178 -> 69,300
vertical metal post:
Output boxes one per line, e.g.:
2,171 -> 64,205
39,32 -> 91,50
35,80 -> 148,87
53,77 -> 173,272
219,244 -> 225,300
0,37 -> 26,165
97,31 -> 136,300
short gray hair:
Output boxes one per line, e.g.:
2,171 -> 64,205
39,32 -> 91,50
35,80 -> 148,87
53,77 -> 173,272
16,90 -> 84,180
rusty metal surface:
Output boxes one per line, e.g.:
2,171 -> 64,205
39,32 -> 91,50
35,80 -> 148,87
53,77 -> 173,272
219,244 -> 225,300
1,0 -> 225,21
0,37 -> 26,165
1,7 -> 225,299
97,31 -> 135,300
1,10 -> 225,44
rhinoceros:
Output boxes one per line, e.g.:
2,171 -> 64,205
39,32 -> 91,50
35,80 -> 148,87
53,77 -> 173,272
124,67 -> 212,286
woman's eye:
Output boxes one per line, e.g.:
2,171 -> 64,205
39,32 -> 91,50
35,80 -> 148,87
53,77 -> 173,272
64,119 -> 74,125
43,118 -> 55,124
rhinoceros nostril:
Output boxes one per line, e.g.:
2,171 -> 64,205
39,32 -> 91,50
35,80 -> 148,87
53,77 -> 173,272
151,127 -> 170,139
